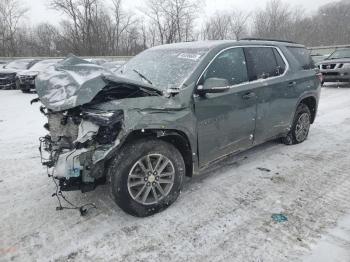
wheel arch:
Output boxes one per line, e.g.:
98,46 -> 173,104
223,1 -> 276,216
120,129 -> 194,178
299,96 -> 317,124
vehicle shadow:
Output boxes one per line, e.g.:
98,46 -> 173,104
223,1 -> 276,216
184,140 -> 279,186
73,139 -> 281,216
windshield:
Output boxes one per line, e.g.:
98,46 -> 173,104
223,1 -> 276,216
30,60 -> 61,71
119,48 -> 208,90
5,60 -> 34,70
327,49 -> 350,60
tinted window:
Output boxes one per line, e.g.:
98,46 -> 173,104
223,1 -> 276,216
203,48 -> 248,85
273,48 -> 286,75
244,47 -> 280,81
287,47 -> 315,70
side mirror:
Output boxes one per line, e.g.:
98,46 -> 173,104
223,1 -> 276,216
197,78 -> 230,95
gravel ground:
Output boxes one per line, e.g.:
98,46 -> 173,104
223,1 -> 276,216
0,86 -> 350,262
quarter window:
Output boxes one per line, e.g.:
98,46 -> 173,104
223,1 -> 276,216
273,48 -> 286,75
287,47 -> 315,70
203,48 -> 249,86
244,47 -> 282,80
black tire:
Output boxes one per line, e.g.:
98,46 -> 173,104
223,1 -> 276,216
109,138 -> 185,217
282,103 -> 311,145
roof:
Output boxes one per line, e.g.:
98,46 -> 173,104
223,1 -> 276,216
151,39 -> 304,51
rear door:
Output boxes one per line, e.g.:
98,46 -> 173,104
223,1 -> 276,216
194,47 -> 257,166
244,46 -> 296,143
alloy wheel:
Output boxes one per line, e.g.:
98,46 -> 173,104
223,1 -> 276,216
127,154 -> 175,205
295,113 -> 310,142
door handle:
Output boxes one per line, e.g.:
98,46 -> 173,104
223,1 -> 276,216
288,81 -> 297,87
242,92 -> 256,100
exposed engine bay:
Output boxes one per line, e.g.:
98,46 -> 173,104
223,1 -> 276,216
38,84 -> 158,192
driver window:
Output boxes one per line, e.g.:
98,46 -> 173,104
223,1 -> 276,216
203,48 -> 249,86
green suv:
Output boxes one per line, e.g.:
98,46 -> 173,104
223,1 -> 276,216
36,39 -> 321,217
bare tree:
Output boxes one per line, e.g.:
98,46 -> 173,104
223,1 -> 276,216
0,0 -> 28,56
50,0 -> 106,55
253,0 -> 294,40
201,10 -> 249,40
33,23 -> 60,56
312,0 -> 350,46
142,0 -> 201,45
230,11 -> 250,40
111,0 -> 136,55
202,12 -> 231,40
3,0 -> 350,57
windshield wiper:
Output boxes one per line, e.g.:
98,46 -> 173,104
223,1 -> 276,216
133,69 -> 153,85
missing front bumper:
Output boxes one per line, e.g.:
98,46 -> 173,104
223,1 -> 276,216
58,176 -> 106,193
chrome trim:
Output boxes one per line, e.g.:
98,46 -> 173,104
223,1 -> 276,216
195,45 -> 290,88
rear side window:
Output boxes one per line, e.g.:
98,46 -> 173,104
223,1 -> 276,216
287,47 -> 315,70
244,47 -> 281,81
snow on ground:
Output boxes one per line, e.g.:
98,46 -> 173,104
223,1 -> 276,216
1,85 -> 350,262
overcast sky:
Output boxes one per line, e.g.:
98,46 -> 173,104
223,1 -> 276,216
27,0 -> 337,26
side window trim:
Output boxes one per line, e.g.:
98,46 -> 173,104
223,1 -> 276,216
196,45 -> 290,88
244,46 -> 286,81
273,48 -> 287,75
200,47 -> 249,86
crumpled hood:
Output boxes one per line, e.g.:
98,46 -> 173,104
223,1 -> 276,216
36,55 -> 162,112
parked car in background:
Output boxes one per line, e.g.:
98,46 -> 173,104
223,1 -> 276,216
84,58 -> 108,65
311,54 -> 329,64
318,48 -> 350,85
0,59 -> 40,90
17,59 -> 62,93
0,60 -> 8,69
36,40 -> 321,217
102,60 -> 126,73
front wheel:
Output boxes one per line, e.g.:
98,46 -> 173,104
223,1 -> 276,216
282,103 -> 311,145
109,138 -> 185,217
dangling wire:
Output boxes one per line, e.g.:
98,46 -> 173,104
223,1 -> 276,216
48,167 -> 97,216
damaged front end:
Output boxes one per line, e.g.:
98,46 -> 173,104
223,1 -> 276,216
35,55 -> 184,194
40,107 -> 124,192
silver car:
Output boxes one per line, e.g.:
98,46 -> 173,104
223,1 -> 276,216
318,48 -> 350,84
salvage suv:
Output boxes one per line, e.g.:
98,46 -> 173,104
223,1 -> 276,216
36,39 -> 321,217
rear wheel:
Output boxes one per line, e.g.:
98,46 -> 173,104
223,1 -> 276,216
109,138 -> 185,217
282,103 -> 311,145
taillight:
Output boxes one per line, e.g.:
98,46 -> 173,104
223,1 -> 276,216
316,72 -> 323,82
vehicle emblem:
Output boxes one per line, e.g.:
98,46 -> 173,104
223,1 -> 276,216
326,65 -> 331,69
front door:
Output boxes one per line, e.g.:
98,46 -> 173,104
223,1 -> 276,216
194,47 -> 257,167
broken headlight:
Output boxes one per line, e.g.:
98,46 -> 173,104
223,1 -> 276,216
82,109 -> 124,145
82,109 -> 123,126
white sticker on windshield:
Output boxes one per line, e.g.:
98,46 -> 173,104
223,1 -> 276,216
178,53 -> 202,61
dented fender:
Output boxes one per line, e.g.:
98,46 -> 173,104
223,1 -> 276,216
87,95 -> 199,171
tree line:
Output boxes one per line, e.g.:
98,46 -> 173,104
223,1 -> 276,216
0,0 -> 349,57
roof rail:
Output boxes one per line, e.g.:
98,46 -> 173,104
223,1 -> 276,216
240,38 -> 297,44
